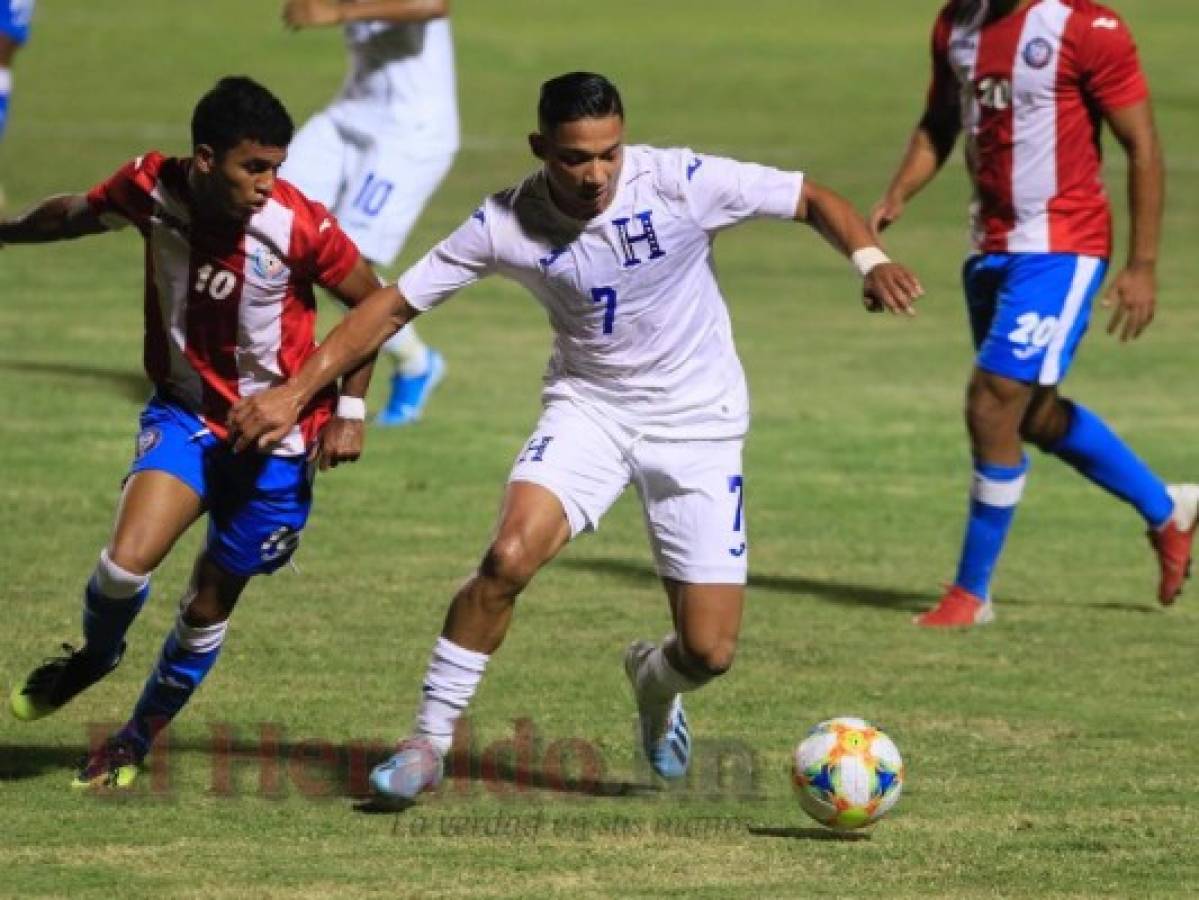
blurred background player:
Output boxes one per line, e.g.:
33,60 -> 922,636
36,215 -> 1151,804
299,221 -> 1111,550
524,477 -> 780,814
0,0 -> 36,209
280,0 -> 458,426
3,76 -> 380,788
870,0 -> 1198,627
227,72 -> 924,802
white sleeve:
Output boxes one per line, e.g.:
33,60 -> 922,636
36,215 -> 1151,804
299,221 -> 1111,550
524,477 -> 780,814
397,206 -> 496,311
682,152 -> 804,232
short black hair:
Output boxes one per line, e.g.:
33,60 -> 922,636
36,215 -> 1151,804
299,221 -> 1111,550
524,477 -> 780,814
191,76 -> 294,157
953,0 -> 986,25
537,72 -> 624,132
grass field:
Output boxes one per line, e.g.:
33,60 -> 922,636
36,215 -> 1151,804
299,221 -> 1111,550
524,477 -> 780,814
3,1 -> 1199,896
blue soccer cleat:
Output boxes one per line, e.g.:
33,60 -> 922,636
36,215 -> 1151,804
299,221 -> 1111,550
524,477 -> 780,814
376,350 -> 446,427
369,737 -> 445,801
624,640 -> 691,780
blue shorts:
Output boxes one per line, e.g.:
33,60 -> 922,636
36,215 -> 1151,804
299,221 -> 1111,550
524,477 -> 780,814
964,253 -> 1108,386
128,395 -> 314,577
0,0 -> 35,43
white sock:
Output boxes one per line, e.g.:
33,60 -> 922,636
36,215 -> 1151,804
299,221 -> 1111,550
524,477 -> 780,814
382,325 -> 431,377
92,548 -> 150,599
635,640 -> 702,707
414,637 -> 488,755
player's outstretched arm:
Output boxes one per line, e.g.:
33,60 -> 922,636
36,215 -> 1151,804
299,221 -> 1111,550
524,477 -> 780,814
869,111 -> 960,241
229,283 -> 420,452
312,256 -> 386,470
1102,99 -> 1164,343
282,0 -> 448,30
795,180 -> 924,316
0,194 -> 108,247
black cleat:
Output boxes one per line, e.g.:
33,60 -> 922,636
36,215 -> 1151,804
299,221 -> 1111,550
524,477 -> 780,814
10,642 -> 125,722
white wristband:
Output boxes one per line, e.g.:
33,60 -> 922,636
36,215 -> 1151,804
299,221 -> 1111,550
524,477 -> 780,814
851,247 -> 891,278
336,395 -> 366,421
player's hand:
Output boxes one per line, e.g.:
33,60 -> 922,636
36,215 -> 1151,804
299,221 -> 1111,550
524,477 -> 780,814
312,417 -> 364,471
868,196 -> 905,243
227,386 -> 305,453
1103,261 -> 1156,342
863,262 -> 923,316
282,0 -> 341,30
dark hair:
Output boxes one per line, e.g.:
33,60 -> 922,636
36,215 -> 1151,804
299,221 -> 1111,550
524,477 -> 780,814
537,72 -> 624,132
953,0 -> 987,25
191,76 -> 294,156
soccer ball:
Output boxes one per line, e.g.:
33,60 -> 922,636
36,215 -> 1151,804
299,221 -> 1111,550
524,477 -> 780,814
792,717 -> 904,831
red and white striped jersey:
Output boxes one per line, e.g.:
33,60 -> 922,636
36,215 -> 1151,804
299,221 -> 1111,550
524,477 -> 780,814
929,0 -> 1148,255
86,153 -> 360,455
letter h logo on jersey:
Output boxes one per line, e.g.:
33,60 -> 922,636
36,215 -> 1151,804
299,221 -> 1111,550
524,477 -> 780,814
612,211 -> 666,268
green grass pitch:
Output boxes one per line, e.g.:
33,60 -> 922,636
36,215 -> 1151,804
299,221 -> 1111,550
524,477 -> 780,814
1,1 -> 1197,896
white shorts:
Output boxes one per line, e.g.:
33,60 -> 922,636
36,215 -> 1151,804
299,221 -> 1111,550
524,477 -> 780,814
281,108 -> 456,267
509,401 -> 748,585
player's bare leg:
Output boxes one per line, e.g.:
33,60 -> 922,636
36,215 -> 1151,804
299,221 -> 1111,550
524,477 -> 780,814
441,481 -> 573,653
371,481 -> 571,801
107,470 -> 206,574
10,471 -> 203,721
625,581 -> 744,779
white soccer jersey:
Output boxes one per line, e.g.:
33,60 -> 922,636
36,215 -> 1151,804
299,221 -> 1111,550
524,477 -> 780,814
334,13 -> 459,153
398,145 -> 803,439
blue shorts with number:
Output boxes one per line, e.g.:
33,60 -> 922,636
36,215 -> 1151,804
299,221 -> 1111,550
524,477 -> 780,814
965,253 -> 1109,386
128,394 -> 314,577
1,0 -> 35,43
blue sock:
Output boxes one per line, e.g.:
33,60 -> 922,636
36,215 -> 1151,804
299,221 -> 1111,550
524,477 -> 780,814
1049,402 -> 1173,527
119,619 -> 226,758
0,67 -> 11,141
81,551 -> 150,665
953,457 -> 1030,600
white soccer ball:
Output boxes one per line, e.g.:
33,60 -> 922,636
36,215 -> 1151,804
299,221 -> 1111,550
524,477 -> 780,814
792,717 -> 905,831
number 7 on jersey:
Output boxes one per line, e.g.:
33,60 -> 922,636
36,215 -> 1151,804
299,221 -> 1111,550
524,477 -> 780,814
590,286 -> 618,335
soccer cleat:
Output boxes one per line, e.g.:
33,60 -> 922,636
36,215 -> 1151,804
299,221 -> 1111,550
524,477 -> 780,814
624,640 -> 691,780
376,350 -> 446,427
71,736 -> 141,791
10,642 -> 125,722
369,736 -> 445,801
913,585 -> 995,628
1148,484 -> 1199,605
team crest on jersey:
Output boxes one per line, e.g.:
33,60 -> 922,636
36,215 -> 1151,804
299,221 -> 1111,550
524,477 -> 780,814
251,246 -> 288,282
1022,37 -> 1054,69
135,427 -> 163,460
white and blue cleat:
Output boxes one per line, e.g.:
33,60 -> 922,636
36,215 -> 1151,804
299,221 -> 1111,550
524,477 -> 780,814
624,640 -> 691,780
369,737 -> 445,802
376,350 -> 446,427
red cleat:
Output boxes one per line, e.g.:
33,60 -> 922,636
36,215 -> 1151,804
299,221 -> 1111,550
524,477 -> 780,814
1148,484 -> 1199,606
914,585 -> 994,628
